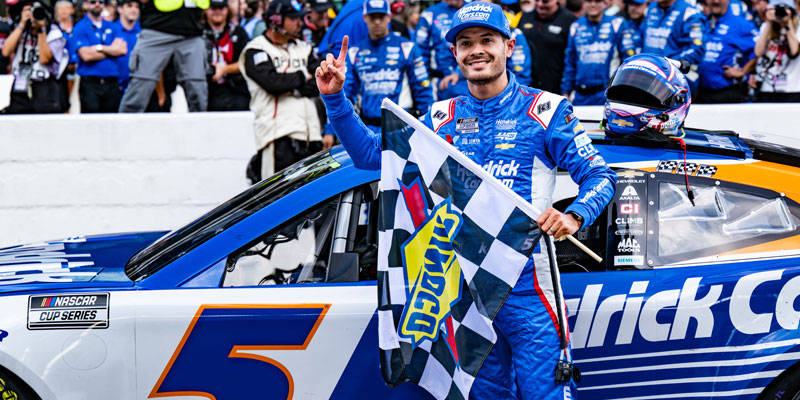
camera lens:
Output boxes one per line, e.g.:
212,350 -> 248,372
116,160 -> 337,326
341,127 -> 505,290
775,5 -> 787,19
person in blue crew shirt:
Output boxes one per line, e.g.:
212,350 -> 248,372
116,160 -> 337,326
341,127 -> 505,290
73,0 -> 128,112
561,0 -> 634,105
114,0 -> 140,94
642,0 -> 708,94
620,0 -> 647,54
415,0 -> 467,99
344,0 -> 433,132
697,0 -> 758,102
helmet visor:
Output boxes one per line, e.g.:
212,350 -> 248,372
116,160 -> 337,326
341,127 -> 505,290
607,68 -> 677,111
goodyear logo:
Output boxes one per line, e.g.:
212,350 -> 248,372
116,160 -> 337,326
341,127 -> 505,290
398,199 -> 463,348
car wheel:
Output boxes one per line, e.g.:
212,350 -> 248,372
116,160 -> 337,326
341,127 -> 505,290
0,367 -> 39,400
759,364 -> 800,400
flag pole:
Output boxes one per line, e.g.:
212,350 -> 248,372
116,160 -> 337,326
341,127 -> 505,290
381,99 -> 604,264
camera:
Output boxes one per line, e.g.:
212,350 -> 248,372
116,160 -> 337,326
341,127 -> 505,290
775,4 -> 788,18
31,2 -> 52,22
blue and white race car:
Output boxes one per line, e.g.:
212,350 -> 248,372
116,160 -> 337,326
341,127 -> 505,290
0,126 -> 799,400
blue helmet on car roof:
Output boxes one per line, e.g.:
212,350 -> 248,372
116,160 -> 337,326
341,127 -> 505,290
604,54 -> 691,136
445,2 -> 511,43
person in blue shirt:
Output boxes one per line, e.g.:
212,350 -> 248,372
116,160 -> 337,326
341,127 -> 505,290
344,0 -> 433,132
561,0 -> 633,105
73,0 -> 128,112
415,0 -> 468,99
643,0 -> 708,94
316,3 -> 615,399
697,0 -> 758,102
114,0 -> 140,94
620,0 -> 646,54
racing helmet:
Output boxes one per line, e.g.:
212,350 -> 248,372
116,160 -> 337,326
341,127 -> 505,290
604,54 -> 691,136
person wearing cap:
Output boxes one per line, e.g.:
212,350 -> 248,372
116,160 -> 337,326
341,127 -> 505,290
2,0 -> 70,113
641,0 -> 708,94
518,0 -> 577,94
342,0 -> 432,132
696,0 -> 758,103
752,0 -> 799,101
240,0 -> 323,181
72,0 -> 127,112
561,0 -> 634,105
620,0 -> 646,55
303,0 -> 331,51
113,0 -> 140,93
117,0 -> 209,112
202,0 -> 249,110
316,3 -> 615,398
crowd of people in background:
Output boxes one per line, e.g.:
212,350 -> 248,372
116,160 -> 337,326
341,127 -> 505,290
0,0 -> 798,171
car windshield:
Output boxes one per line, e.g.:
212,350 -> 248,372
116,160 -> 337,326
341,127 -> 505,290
125,151 -> 342,282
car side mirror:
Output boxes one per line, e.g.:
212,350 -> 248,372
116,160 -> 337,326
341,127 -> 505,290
326,252 -> 360,283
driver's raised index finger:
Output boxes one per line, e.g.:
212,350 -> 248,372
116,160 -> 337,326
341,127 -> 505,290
337,35 -> 349,65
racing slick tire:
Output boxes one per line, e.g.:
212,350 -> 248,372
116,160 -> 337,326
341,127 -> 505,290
0,366 -> 39,400
759,363 -> 800,400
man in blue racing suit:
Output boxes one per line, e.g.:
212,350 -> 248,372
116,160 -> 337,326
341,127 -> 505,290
561,1 -> 634,105
642,0 -> 708,93
344,0 -> 433,132
315,2 -> 616,398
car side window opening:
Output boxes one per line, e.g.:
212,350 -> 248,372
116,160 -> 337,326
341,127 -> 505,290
223,196 -> 339,286
657,181 -> 800,259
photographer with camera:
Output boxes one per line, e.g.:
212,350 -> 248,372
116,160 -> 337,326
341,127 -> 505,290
1,0 -> 69,113
752,0 -> 800,101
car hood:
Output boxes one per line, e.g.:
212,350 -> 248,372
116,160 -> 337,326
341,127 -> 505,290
0,231 -> 168,294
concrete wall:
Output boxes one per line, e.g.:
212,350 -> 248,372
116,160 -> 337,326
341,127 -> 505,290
0,104 -> 796,247
0,112 -> 255,247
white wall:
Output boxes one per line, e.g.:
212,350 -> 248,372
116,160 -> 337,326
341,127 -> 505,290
0,104 -> 796,248
573,103 -> 800,149
0,112 -> 256,247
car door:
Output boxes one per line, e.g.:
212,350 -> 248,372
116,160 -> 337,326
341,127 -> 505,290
562,168 -> 800,399
129,187 -> 381,400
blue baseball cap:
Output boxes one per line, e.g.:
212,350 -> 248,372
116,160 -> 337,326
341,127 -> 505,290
445,2 -> 511,43
624,0 -> 646,5
363,0 -> 390,15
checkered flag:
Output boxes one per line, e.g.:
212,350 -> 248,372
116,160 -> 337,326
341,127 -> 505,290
377,100 -> 547,399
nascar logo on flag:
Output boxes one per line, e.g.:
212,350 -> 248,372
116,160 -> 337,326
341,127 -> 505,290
377,99 -> 544,400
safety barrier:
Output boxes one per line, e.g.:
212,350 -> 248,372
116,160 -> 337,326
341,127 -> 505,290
0,111 -> 255,247
0,104 -> 796,247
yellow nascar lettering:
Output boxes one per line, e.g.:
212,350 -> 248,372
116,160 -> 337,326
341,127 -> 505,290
399,200 -> 463,346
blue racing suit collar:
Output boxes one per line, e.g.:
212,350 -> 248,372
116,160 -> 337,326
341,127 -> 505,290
462,71 -> 519,113
368,33 -> 393,46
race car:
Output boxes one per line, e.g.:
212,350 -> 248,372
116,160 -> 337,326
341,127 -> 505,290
0,125 -> 798,400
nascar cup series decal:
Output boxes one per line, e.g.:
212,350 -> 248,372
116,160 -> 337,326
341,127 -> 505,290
27,293 -> 109,330
398,179 -> 463,352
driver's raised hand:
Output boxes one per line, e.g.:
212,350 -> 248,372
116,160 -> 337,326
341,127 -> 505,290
315,35 -> 349,95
